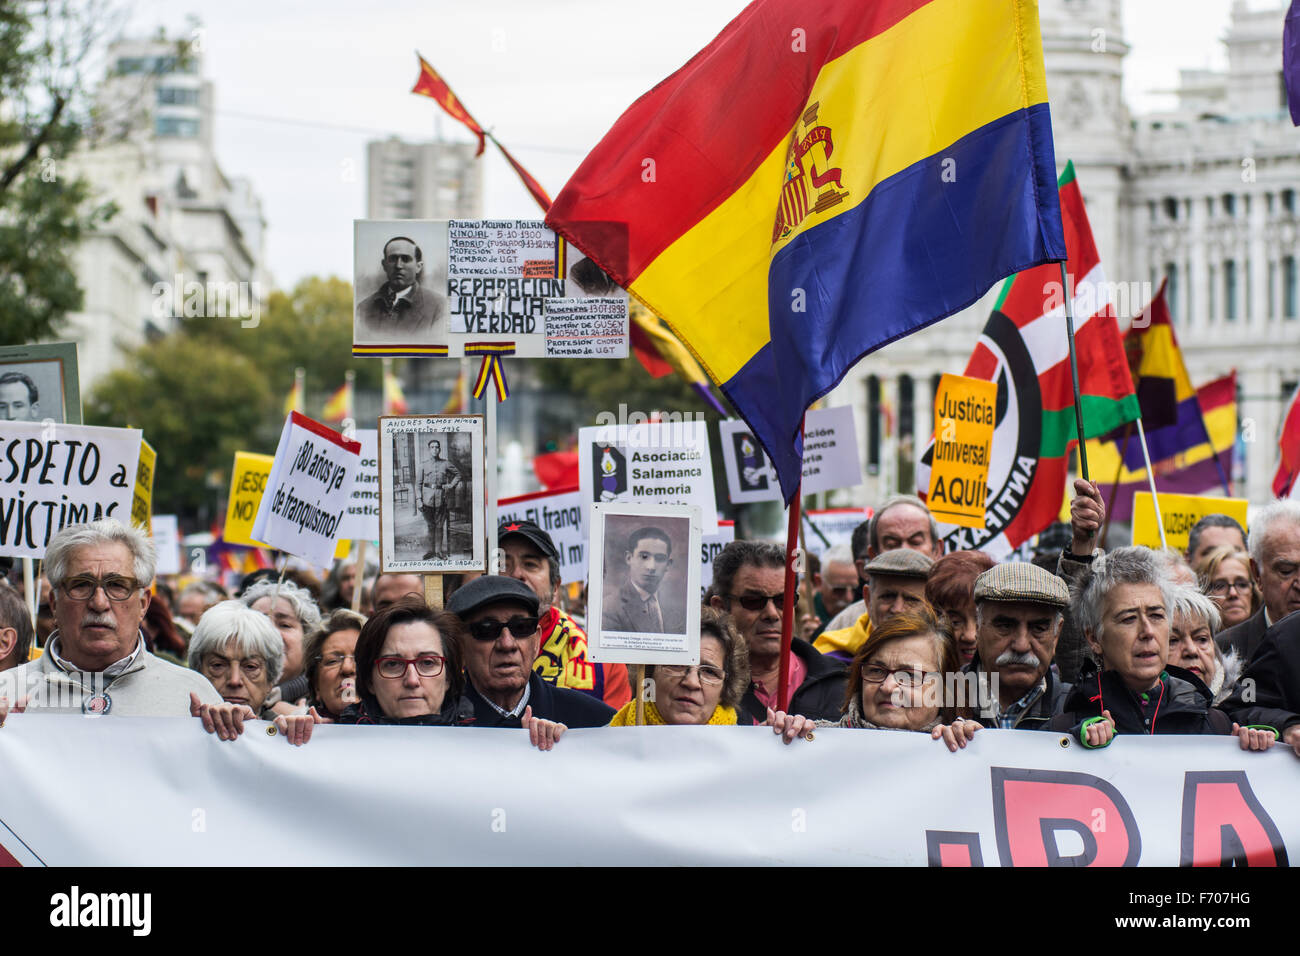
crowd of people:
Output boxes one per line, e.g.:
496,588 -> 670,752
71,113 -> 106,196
1,483 -> 1299,765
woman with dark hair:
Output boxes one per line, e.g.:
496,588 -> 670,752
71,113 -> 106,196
302,608 -> 366,720
767,606 -> 981,752
924,550 -> 994,666
608,606 -> 749,725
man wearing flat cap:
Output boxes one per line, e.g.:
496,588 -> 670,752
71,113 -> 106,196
966,562 -> 1071,729
447,574 -> 615,729
814,548 -> 934,664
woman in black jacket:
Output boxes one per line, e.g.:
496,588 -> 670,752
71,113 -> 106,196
1049,549 -> 1276,752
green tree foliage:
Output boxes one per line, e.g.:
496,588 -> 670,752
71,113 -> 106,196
0,2 -> 120,343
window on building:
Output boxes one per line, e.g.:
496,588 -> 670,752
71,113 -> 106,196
1222,194 -> 1236,217
1165,263 -> 1178,323
1284,189 -> 1297,214
899,375 -> 914,440
1208,263 -> 1216,321
155,116 -> 199,137
1163,197 -> 1179,220
1206,196 -> 1215,217
1225,260 -> 1237,321
866,375 -> 880,475
1286,256 -> 1298,320
1270,261 -> 1277,319
157,87 -> 200,105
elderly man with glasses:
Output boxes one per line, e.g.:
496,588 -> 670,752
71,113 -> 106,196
708,541 -> 845,724
0,519 -> 221,721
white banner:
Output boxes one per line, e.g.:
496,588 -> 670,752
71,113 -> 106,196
337,429 -> 380,543
0,717 -> 1294,866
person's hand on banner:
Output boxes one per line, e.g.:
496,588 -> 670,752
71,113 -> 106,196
275,707 -> 324,747
766,707 -> 816,744
1232,723 -> 1277,752
1070,478 -> 1105,554
0,696 -> 28,727
190,692 -> 256,741
1081,710 -> 1116,749
930,717 -> 980,752
522,705 -> 566,751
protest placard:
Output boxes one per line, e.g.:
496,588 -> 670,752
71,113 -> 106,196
588,502 -> 702,664
544,297 -> 628,358
131,439 -> 156,533
699,519 -> 735,596
151,514 -> 181,575
578,418 -> 718,534
252,413 -> 361,568
926,374 -> 997,529
352,220 -> 450,357
802,507 -> 872,557
224,452 -> 274,548
498,485 -> 586,584
718,419 -> 779,503
801,405 -> 863,494
337,429 -> 380,543
1132,491 -> 1249,552
0,421 -> 141,558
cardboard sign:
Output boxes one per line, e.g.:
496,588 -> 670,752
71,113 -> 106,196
337,429 -> 380,543
926,374 -> 997,529
132,439 -> 156,533
0,421 -> 141,558
578,418 -> 718,534
498,486 -> 586,584
224,452 -> 274,548
803,507 -> 872,558
700,519 -> 735,596
1132,492 -> 1249,552
152,514 -> 181,576
544,298 -> 628,358
801,405 -> 862,494
253,413 -> 361,568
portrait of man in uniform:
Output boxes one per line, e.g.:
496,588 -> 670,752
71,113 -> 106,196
419,438 -> 461,560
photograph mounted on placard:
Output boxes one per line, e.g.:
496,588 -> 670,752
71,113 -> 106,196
378,415 -> 485,573
587,502 -> 701,666
353,220 -> 450,354
0,342 -> 81,425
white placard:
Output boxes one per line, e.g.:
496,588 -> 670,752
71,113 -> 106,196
802,507 -> 872,558
588,502 -> 702,664
252,413 -> 361,568
544,298 -> 628,358
578,419 -> 718,535
699,519 -> 735,596
801,405 -> 863,494
0,421 -> 141,558
151,514 -> 181,576
718,419 -> 780,503
338,429 -> 380,542
498,486 -> 586,584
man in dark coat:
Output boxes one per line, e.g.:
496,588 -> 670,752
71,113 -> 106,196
1223,610 -> 1300,756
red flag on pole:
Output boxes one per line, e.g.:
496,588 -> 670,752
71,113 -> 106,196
411,53 -> 487,156
1274,383 -> 1300,497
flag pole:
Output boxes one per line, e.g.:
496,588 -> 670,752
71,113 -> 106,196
777,418 -> 805,713
1135,417 -> 1168,549
486,375 -> 499,574
1060,262 -> 1090,481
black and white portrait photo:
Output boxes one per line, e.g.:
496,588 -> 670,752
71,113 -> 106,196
378,415 -> 484,573
0,343 -> 80,425
353,220 -> 449,349
587,503 -> 701,664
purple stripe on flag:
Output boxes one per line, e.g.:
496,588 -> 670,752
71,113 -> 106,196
1105,449 -> 1233,522
1287,0 -> 1300,125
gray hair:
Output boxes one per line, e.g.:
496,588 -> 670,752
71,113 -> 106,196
239,578 -> 322,635
1073,546 -> 1177,642
45,518 -> 156,587
0,582 -> 34,665
180,581 -> 225,604
188,600 -> 285,684
1248,500 -> 1300,566
821,543 -> 855,568
869,495 -> 939,553
1169,584 -> 1222,634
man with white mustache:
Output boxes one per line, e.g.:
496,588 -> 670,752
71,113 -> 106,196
0,520 -> 220,721
965,563 -> 1071,730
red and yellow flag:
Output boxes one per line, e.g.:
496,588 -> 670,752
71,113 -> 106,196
383,369 -> 409,415
412,53 -> 486,156
322,379 -> 354,423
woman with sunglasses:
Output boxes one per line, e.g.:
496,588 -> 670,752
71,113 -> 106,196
768,607 -> 982,752
608,606 -> 749,725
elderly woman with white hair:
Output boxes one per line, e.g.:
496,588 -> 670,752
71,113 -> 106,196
188,601 -> 285,718
1049,547 -> 1275,750
1168,586 -> 1242,706
239,578 -> 321,711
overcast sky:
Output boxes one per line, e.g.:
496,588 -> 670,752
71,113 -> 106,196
128,0 -> 1273,289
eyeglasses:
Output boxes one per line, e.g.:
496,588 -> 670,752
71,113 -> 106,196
1208,578 -> 1252,595
657,663 -> 726,685
317,653 -> 357,670
726,592 -> 799,613
375,654 -> 446,679
204,657 -> 266,680
61,575 -> 143,602
861,664 -> 936,687
468,615 -> 540,642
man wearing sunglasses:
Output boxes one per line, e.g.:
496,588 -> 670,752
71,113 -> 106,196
447,575 -> 615,729
0,520 -> 221,719
709,541 -> 846,725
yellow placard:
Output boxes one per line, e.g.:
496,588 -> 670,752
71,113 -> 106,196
1132,492 -> 1249,552
224,452 -> 274,548
926,374 -> 997,529
131,438 -> 156,533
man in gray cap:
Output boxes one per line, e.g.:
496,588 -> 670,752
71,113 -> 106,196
814,548 -> 934,664
967,562 -> 1071,729
447,575 -> 615,729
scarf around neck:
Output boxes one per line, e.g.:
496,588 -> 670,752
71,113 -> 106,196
609,699 -> 737,726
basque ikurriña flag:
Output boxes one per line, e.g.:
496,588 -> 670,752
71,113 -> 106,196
546,0 -> 1067,501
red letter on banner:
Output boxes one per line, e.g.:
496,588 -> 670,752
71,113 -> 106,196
1179,771 -> 1288,867
991,767 -> 1141,867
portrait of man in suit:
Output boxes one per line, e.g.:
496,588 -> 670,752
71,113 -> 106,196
602,525 -> 687,635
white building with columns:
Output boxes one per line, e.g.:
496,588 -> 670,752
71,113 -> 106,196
826,0 -> 1300,509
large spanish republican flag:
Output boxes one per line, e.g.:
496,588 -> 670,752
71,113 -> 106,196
916,161 -> 1139,558
546,0 -> 1066,501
